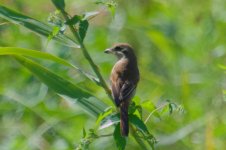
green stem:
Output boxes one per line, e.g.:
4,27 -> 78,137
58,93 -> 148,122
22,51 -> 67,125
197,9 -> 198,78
144,102 -> 169,124
58,8 -> 148,150
60,10 -> 112,102
130,125 -> 148,150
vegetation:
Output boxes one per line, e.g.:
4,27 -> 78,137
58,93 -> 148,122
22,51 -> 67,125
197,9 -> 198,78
0,0 -> 225,150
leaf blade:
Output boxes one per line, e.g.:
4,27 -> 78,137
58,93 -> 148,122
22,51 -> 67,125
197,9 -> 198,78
113,124 -> 126,150
14,56 -> 107,116
51,0 -> 65,10
0,5 -> 79,47
0,47 -> 100,85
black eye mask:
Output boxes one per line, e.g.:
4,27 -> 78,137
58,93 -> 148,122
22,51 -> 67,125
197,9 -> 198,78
114,46 -> 122,51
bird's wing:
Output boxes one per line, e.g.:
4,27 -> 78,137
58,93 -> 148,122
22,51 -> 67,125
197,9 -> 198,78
119,81 -> 136,102
111,81 -> 121,107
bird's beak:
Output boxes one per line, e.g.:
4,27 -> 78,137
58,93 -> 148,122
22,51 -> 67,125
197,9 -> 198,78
104,48 -> 113,54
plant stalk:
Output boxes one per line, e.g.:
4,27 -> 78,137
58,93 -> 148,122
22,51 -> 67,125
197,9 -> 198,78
130,125 -> 148,150
60,10 -> 112,102
58,8 -> 148,149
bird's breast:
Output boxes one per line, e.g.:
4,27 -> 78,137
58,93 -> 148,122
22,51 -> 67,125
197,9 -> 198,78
111,59 -> 128,80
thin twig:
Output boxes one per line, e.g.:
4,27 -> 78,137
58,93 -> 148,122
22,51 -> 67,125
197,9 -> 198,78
97,133 -> 113,138
144,102 -> 169,124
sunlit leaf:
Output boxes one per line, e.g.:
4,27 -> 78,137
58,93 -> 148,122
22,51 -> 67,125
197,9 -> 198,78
95,107 -> 113,130
14,56 -> 107,117
113,124 -> 126,150
0,5 -> 79,47
47,26 -> 60,44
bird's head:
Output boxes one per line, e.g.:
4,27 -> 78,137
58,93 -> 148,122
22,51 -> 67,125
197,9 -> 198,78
104,43 -> 135,59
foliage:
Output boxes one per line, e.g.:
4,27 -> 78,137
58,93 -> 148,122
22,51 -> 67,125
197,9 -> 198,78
0,0 -> 225,150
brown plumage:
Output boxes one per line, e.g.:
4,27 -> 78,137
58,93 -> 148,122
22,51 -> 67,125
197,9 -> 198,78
104,43 -> 139,136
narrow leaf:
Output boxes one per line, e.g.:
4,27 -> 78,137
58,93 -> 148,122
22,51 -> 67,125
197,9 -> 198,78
14,56 -> 107,116
99,113 -> 120,130
0,5 -> 79,47
79,20 -> 89,42
0,47 -> 100,85
113,124 -> 126,150
95,107 -> 112,130
130,114 -> 149,133
83,128 -> 86,138
51,0 -> 65,10
130,114 -> 157,149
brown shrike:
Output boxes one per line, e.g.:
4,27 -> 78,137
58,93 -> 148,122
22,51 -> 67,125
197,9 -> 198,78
104,43 -> 139,136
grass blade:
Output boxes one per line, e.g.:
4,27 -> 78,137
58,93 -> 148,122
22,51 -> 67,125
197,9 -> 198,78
0,5 -> 79,47
14,55 -> 107,117
0,47 -> 100,85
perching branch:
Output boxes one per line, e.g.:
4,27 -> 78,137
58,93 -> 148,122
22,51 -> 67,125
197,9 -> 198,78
51,2 -> 151,149
60,9 -> 113,102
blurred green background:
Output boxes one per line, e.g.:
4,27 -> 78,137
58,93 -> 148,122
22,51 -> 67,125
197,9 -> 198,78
0,0 -> 226,149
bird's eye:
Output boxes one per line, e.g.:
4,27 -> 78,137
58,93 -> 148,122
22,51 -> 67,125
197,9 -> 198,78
115,46 -> 121,51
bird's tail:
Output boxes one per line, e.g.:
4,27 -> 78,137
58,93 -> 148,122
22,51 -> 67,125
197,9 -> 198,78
120,101 -> 129,136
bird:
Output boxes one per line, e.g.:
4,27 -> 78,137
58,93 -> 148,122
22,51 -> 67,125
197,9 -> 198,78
104,43 -> 140,136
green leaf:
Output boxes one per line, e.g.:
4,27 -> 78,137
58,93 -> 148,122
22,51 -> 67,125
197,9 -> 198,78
14,56 -> 107,117
51,0 -> 65,10
130,114 -> 156,149
130,114 -> 149,134
65,15 -> 81,25
83,128 -> 86,138
113,124 -> 126,150
128,102 -> 137,114
0,47 -> 100,85
128,101 -> 143,119
47,26 -> 60,44
95,107 -> 113,130
79,20 -> 89,42
0,5 -> 79,47
136,105 -> 143,119
99,113 -> 120,130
